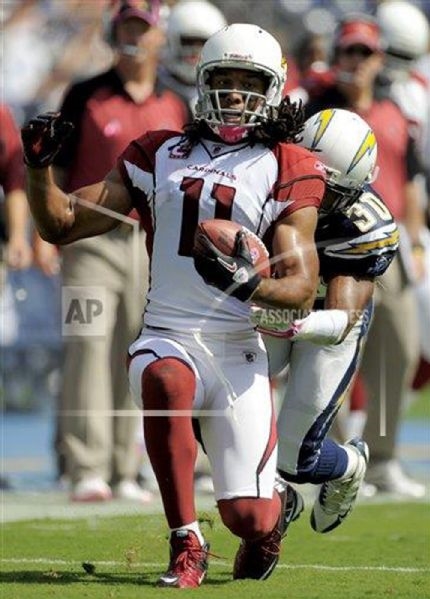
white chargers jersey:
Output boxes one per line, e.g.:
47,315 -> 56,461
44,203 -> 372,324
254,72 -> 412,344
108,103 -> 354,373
117,130 -> 325,332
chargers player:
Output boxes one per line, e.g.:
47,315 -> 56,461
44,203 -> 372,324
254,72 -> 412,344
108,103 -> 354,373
21,24 -> 326,587
253,108 -> 399,533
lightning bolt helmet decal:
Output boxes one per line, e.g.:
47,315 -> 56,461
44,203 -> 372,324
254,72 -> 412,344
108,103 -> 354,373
348,130 -> 377,174
310,109 -> 336,149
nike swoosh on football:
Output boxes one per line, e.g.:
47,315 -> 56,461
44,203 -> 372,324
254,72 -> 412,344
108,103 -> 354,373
217,257 -> 237,273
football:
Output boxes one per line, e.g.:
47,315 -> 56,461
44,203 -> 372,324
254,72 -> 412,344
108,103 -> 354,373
193,219 -> 271,278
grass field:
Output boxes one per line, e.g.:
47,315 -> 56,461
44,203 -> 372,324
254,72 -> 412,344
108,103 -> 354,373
2,388 -> 428,597
2,502 -> 429,599
406,386 -> 430,420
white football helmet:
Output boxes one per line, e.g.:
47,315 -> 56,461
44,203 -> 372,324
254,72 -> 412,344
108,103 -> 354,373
377,1 -> 430,75
164,0 -> 227,85
195,23 -> 286,142
299,108 -> 378,212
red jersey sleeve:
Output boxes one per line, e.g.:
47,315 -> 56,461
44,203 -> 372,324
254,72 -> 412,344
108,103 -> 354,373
272,143 -> 326,218
0,105 -> 25,193
117,130 -> 181,242
117,129 -> 180,198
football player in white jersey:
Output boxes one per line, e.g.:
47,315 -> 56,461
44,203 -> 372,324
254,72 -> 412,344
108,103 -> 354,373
21,24 -> 327,587
376,1 -> 429,157
158,0 -> 227,116
252,108 -> 399,534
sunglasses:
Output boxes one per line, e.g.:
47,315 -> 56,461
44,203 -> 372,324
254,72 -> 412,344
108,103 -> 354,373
340,45 -> 375,58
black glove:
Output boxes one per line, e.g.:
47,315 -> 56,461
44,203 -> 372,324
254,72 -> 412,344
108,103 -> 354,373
193,230 -> 262,302
21,112 -> 74,168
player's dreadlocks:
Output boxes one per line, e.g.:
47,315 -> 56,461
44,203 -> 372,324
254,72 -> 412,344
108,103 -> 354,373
250,96 -> 305,147
170,96 -> 305,156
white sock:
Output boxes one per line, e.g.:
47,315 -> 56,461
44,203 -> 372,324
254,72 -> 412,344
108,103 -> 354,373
171,521 -> 204,546
342,445 -> 361,479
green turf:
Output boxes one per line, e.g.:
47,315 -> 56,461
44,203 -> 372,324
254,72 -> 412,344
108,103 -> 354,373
1,503 -> 429,598
405,386 -> 430,420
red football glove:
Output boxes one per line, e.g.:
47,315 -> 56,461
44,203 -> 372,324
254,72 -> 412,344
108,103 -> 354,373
21,112 -> 74,168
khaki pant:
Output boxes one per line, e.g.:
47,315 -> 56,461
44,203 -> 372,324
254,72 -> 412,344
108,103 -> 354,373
361,255 -> 420,463
0,244 -> 6,294
59,227 -> 148,484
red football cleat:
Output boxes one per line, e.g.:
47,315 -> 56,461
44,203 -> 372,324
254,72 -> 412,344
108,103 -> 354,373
233,481 -> 303,580
156,530 -> 210,588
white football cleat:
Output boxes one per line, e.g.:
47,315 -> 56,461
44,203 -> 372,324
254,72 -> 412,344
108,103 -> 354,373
71,477 -> 112,502
113,480 -> 154,503
311,438 -> 369,533
365,459 -> 426,498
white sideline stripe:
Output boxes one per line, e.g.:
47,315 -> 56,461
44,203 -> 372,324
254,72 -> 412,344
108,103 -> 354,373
59,410 -> 229,416
1,558 -> 428,573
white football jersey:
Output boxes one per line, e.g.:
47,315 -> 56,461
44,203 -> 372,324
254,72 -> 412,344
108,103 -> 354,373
118,130 -> 325,332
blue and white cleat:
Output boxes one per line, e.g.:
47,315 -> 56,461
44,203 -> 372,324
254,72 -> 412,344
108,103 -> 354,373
311,438 -> 369,534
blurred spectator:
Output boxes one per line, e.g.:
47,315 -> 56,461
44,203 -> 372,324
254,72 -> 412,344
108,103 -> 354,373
347,1 -> 430,435
350,0 -> 430,475
2,0 -> 112,122
305,14 -> 426,497
413,46 -> 430,390
52,0 -> 188,503
287,31 -> 331,104
0,104 -> 32,281
376,0 -> 429,154
0,102 -> 61,488
376,1 -> 430,393
0,102 -> 30,432
1,101 -> 60,351
158,0 -> 227,116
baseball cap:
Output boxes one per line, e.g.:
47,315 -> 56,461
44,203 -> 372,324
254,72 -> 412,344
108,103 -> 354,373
112,0 -> 160,28
335,16 -> 383,52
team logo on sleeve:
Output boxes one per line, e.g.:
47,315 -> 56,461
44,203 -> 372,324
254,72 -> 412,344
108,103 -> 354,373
347,131 -> 377,174
169,139 -> 193,159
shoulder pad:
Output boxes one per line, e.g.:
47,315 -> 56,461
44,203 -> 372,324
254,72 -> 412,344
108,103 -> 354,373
317,190 -> 399,277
